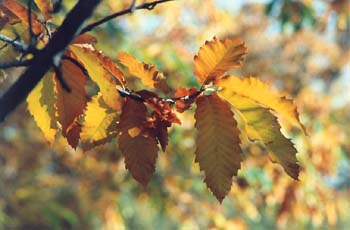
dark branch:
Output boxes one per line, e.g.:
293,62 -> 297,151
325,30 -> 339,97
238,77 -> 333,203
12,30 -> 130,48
0,60 -> 32,69
0,0 -> 103,122
80,0 -> 175,34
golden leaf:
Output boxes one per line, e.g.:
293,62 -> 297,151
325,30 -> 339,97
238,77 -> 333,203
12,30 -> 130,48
118,51 -> 170,93
218,76 -> 306,133
195,94 -> 242,202
118,98 -> 158,186
194,37 -> 247,84
70,45 -> 123,111
80,93 -> 119,151
27,72 -> 57,143
223,94 -> 300,179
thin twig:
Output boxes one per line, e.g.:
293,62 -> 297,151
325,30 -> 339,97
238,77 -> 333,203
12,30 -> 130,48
0,34 -> 28,52
0,60 -> 32,69
80,0 -> 175,34
130,0 -> 137,13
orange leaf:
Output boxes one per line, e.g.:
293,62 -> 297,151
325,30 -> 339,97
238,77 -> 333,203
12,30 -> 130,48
34,0 -> 52,20
195,94 -> 242,202
137,89 -> 181,125
118,52 -> 170,93
54,51 -> 87,149
118,98 -> 158,186
70,45 -> 123,111
194,37 -> 247,84
2,0 -> 43,34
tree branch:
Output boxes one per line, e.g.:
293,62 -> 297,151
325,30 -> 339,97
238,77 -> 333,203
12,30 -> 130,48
0,60 -> 32,69
0,34 -> 28,52
80,0 -> 175,34
0,0 -> 103,122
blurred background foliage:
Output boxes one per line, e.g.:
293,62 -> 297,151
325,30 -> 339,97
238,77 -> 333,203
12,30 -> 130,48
0,0 -> 349,229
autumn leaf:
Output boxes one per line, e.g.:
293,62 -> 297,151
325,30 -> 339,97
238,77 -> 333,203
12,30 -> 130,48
118,98 -> 158,186
217,76 -> 306,133
54,51 -> 87,149
195,94 -> 242,202
118,51 -> 170,93
80,93 -> 119,151
137,89 -> 181,125
2,0 -> 44,34
194,37 -> 247,84
27,72 -> 57,143
70,45 -> 123,111
34,0 -> 52,20
222,94 -> 300,179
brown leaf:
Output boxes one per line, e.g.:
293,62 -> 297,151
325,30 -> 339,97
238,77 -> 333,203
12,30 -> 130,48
118,98 -> 158,186
195,94 -> 242,202
54,50 -> 87,149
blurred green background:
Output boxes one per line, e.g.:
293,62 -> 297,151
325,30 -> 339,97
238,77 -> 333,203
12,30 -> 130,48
0,0 -> 349,229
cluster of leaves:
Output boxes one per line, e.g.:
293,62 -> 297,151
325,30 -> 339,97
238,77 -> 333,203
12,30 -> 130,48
0,0 -> 305,202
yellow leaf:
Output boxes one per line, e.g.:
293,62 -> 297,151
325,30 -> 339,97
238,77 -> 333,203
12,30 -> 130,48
80,93 -> 119,151
70,45 -> 123,111
218,76 -> 306,133
27,72 -> 57,143
54,51 -> 87,148
118,51 -> 170,93
34,0 -> 52,20
194,37 -> 247,84
118,98 -> 158,187
195,94 -> 242,202
223,94 -> 300,179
